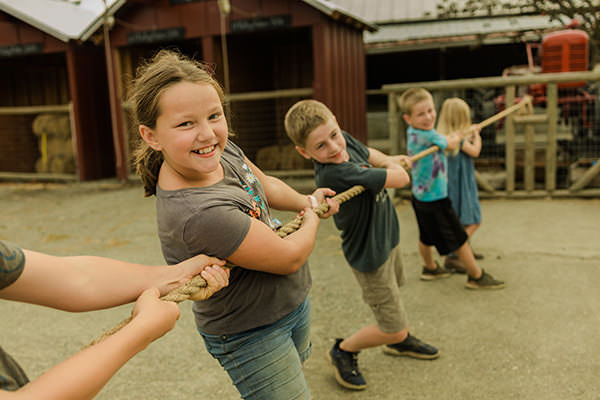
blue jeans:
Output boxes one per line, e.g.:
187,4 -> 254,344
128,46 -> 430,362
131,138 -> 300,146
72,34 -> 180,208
199,297 -> 312,400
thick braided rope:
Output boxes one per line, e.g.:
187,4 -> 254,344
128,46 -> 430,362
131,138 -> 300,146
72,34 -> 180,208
275,185 -> 365,237
88,274 -> 214,346
89,185 -> 366,346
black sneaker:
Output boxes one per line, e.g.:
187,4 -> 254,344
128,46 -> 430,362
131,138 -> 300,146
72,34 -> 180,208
420,261 -> 451,281
383,333 -> 440,360
465,269 -> 504,290
327,338 -> 367,390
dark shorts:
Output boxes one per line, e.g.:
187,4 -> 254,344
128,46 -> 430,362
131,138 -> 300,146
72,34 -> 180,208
411,196 -> 468,255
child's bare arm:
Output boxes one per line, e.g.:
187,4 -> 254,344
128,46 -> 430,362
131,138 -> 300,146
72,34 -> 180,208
227,208 -> 320,275
8,288 -> 180,400
368,148 -> 411,189
445,132 -> 461,151
460,126 -> 482,158
1,250 -> 227,312
245,157 -> 339,217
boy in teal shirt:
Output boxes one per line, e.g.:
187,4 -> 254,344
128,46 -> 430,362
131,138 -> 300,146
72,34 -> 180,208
285,99 -> 439,391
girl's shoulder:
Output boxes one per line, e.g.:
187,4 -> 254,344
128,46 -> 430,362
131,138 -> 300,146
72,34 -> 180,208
224,139 -> 245,158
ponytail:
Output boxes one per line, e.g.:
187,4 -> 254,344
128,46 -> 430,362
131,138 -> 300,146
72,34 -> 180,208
133,144 -> 163,197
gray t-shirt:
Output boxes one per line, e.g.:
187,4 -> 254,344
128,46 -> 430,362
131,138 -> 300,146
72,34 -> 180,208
156,140 -> 311,335
313,132 -> 400,272
1,241 -> 30,390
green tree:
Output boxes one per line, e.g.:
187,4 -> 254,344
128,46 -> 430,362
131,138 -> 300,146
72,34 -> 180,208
435,0 -> 600,65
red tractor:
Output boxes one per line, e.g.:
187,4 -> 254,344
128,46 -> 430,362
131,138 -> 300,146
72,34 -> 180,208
494,25 -> 597,138
470,23 -> 600,163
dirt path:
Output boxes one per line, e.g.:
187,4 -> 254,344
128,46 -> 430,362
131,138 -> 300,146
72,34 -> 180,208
1,181 -> 599,399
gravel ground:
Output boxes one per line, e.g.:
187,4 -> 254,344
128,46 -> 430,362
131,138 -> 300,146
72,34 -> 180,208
1,180 -> 599,399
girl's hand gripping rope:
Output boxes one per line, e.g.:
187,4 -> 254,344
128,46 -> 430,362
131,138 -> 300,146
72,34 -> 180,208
310,188 -> 340,218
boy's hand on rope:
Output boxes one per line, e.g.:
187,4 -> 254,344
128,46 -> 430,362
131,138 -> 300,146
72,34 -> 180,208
188,265 -> 231,301
394,155 -> 412,170
310,188 -> 340,218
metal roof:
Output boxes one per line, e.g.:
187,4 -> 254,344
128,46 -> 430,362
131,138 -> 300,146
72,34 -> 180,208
0,0 -> 126,42
329,1 -> 563,53
366,15 -> 563,45
331,0 -> 453,23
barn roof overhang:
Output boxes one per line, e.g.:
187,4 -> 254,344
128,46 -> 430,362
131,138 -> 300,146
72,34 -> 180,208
0,0 -> 126,43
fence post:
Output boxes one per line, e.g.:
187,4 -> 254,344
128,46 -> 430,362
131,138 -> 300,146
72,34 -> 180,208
504,86 -> 516,194
388,92 -> 400,156
546,83 -> 558,193
524,122 -> 535,192
387,92 -> 400,198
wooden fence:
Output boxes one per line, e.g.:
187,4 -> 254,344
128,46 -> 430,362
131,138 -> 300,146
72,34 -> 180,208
375,70 -> 600,198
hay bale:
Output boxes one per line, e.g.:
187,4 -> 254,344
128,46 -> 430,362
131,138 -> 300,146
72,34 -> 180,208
32,114 -> 71,139
33,116 -> 75,174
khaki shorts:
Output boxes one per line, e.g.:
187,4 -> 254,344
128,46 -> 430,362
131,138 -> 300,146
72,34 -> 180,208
351,244 -> 408,333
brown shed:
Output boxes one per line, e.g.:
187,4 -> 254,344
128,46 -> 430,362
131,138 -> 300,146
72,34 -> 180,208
107,0 -> 376,178
0,0 -> 124,181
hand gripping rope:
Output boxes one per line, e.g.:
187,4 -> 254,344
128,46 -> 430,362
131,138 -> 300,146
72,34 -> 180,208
405,95 -> 533,166
90,97 -> 532,345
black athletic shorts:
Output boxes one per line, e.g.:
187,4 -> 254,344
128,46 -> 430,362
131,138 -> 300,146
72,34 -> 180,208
410,196 -> 468,255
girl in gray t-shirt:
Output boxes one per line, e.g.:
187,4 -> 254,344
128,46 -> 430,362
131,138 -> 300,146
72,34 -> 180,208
131,50 -> 338,399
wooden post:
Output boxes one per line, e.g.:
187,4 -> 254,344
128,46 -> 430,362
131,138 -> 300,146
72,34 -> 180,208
388,92 -> 399,156
68,102 -> 78,176
524,123 -> 535,192
546,83 -> 558,193
388,92 -> 399,198
504,86 -> 516,194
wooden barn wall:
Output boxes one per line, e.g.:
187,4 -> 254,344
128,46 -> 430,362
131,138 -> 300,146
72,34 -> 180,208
109,0 -> 366,163
0,12 -> 70,173
0,115 -> 38,172
0,54 -> 69,173
66,43 -> 115,180
312,18 -> 367,143
0,13 -> 65,53
110,0 -> 221,46
0,53 -> 69,107
226,28 -> 313,161
111,0 -> 318,47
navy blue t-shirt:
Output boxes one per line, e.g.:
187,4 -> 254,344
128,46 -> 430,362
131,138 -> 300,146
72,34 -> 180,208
313,132 -> 399,272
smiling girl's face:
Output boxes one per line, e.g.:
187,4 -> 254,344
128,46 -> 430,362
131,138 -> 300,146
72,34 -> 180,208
140,81 -> 229,187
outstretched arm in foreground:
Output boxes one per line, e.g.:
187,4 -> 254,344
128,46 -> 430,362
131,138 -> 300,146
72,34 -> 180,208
0,250 -> 228,311
1,288 -> 183,400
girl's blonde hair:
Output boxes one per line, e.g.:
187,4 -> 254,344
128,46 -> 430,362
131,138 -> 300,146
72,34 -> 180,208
129,49 -> 226,196
436,97 -> 472,156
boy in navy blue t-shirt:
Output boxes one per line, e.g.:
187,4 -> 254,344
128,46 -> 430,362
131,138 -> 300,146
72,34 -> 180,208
285,99 -> 440,391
